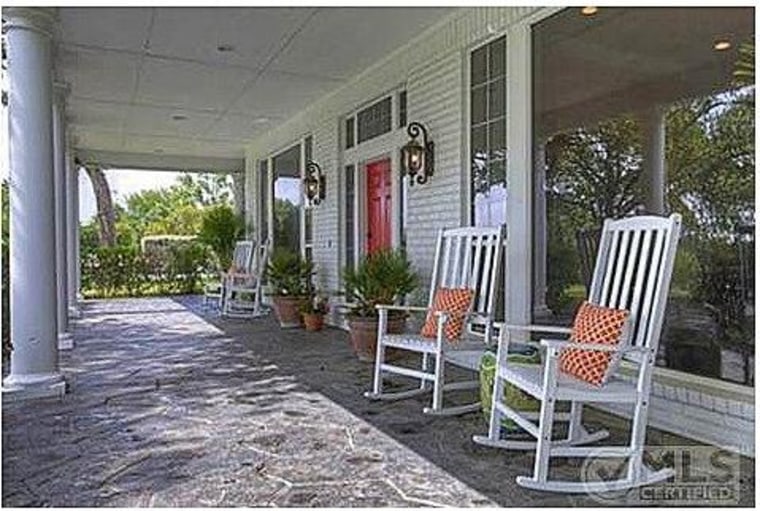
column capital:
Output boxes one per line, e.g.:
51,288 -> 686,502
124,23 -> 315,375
2,7 -> 57,38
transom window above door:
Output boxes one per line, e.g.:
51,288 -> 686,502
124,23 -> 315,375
344,90 -> 406,150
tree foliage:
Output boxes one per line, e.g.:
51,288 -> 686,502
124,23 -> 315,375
543,86 -> 755,323
198,204 -> 245,271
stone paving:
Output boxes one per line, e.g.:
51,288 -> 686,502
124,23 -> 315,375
2,296 -> 754,507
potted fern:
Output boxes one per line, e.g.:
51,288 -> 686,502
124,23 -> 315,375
301,292 -> 329,332
265,249 -> 313,328
343,249 -> 417,361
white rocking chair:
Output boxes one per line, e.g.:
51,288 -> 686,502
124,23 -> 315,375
222,238 -> 270,319
473,214 -> 682,493
365,226 -> 505,415
204,240 -> 255,311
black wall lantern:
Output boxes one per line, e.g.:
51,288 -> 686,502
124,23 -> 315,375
303,160 -> 326,206
400,121 -> 434,185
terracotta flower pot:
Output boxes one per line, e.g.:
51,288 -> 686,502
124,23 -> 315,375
347,315 -> 406,362
303,312 -> 325,332
272,295 -> 308,328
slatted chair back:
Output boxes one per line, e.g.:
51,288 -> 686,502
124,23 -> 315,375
232,241 -> 255,272
253,238 -> 271,278
587,214 -> 681,364
428,226 -> 506,326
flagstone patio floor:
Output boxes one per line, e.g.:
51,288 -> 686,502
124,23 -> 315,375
2,296 -> 754,507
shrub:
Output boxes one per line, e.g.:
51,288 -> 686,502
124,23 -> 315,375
198,205 -> 245,271
167,242 -> 210,294
82,241 -> 209,298
265,250 -> 314,296
342,249 -> 418,318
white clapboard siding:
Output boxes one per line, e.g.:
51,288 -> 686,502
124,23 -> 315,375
405,50 -> 465,283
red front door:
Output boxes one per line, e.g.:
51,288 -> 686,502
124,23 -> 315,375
366,158 -> 392,254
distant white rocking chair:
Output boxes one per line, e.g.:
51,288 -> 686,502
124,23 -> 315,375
473,214 -> 682,493
365,226 -> 505,415
204,240 -> 255,311
222,238 -> 270,319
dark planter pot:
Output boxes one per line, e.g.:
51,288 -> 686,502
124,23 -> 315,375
303,312 -> 325,332
272,296 -> 308,328
347,315 -> 406,362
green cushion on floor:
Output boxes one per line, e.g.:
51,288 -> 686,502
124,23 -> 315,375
479,349 -> 541,432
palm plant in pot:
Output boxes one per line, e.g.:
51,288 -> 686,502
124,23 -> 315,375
265,249 -> 313,328
343,249 -> 417,361
301,293 -> 329,332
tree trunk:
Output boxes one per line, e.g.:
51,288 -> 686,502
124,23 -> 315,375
84,165 -> 116,247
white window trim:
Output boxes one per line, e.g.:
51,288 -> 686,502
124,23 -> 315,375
262,134 -> 313,257
464,31 -> 509,228
341,87 -> 408,268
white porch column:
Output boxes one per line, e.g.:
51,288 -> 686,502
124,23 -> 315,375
232,170 -> 246,221
504,20 -> 533,330
532,140 -> 550,318
53,82 -> 72,349
2,7 -> 66,399
640,106 -> 666,215
66,154 -> 81,316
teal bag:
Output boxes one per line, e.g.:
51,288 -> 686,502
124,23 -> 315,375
479,349 -> 541,432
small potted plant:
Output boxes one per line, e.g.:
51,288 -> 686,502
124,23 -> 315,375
265,249 -> 313,328
301,293 -> 329,332
343,249 -> 417,361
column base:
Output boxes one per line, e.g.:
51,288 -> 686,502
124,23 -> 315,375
58,332 -> 74,350
2,373 -> 66,402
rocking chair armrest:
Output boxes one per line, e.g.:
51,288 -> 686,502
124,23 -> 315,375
503,324 -> 573,335
376,304 -> 430,313
540,339 -> 648,355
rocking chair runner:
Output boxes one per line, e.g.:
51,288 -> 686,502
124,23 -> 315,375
365,225 -> 505,415
203,240 -> 255,310
473,214 -> 682,493
222,238 -> 271,319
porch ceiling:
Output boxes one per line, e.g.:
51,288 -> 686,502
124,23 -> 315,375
56,7 -> 455,168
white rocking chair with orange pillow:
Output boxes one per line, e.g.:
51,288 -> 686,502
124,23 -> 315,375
473,214 -> 682,493
364,226 -> 505,415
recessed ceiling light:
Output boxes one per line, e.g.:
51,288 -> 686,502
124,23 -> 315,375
581,6 -> 598,16
714,40 -> 731,51
216,44 -> 235,53
171,114 -> 188,121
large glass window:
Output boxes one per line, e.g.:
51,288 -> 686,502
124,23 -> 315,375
532,7 -> 755,385
470,36 -> 507,227
272,144 -> 302,255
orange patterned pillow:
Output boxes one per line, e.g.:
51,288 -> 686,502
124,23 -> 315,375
420,288 -> 474,341
558,301 -> 630,386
